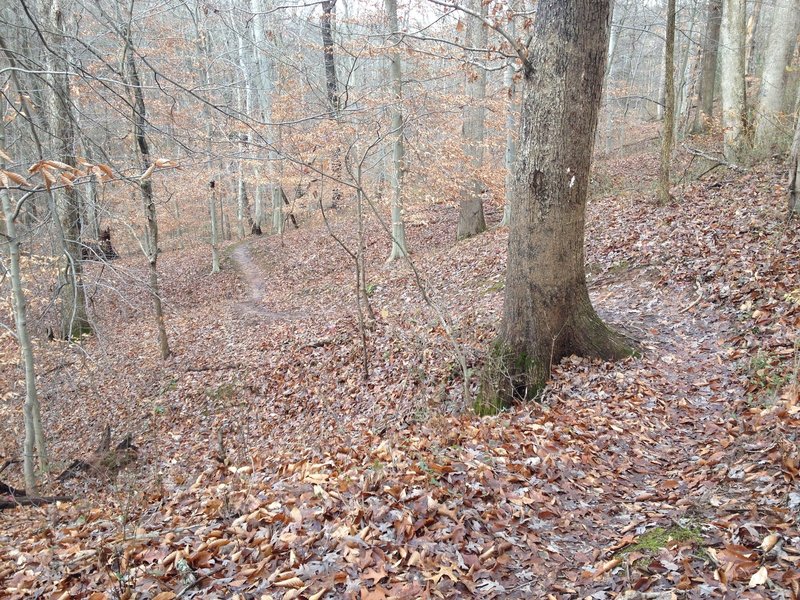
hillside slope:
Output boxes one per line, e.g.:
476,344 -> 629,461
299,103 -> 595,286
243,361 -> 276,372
1,150 -> 798,598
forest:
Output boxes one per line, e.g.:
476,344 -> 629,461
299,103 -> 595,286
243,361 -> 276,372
1,0 -> 799,597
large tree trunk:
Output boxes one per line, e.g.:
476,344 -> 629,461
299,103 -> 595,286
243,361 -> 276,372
753,0 -> 800,153
456,0 -> 488,241
719,0 -> 749,162
478,0 -> 631,412
123,23 -> 171,360
385,0 -> 408,260
658,0 -> 676,204
693,0 -> 722,133
45,0 -> 92,340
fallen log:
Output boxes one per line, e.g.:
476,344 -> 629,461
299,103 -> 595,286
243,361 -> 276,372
0,495 -> 71,510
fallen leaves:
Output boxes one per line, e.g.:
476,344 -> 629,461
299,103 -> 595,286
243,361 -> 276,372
1,147 -> 798,597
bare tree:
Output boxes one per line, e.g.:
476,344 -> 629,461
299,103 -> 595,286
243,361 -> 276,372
0,120 -> 47,494
44,0 -> 92,339
658,0 -> 676,204
753,0 -> 800,153
478,0 -> 632,411
692,0 -> 722,133
719,0 -> 749,162
385,0 -> 408,260
500,1 -> 517,227
790,107 -> 800,217
122,14 -> 171,360
456,0 -> 488,241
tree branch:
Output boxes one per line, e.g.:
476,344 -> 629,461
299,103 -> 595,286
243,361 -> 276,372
426,0 -> 531,71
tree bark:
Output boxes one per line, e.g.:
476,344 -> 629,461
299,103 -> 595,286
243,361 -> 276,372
321,0 -> 343,207
658,0 -> 676,204
272,185 -> 285,234
478,0 -> 632,412
1,124 -> 46,495
385,0 -> 408,260
754,0 -> 800,153
456,0 -> 488,241
745,0 -> 763,75
719,0 -> 749,162
693,0 -> 722,133
189,5 -> 221,272
790,109 -> 800,216
501,2 -> 517,227
45,0 -> 92,340
123,22 -> 171,360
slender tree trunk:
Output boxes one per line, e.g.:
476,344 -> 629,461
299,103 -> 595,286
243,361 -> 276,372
478,0 -> 631,412
754,0 -> 800,153
250,0 -> 280,226
321,0 -> 343,207
82,172 -> 101,242
238,173 -> 250,240
501,2 -> 518,226
234,11 -> 252,240
385,0 -> 408,260
693,0 -> 722,133
603,1 -> 622,154
656,34 -> 667,121
1,124 -> 46,494
173,196 -> 184,250
675,4 -> 698,136
719,0 -> 749,162
790,109 -> 800,216
272,185 -> 285,234
45,0 -> 91,340
745,0 -> 763,75
456,0 -> 488,240
192,11 -> 221,272
123,23 -> 171,360
659,0 -> 676,204
252,172 -> 264,234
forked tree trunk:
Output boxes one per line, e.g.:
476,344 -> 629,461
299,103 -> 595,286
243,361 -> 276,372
719,0 -> 749,162
385,0 -> 408,260
456,0 -> 488,240
478,0 -> 631,412
693,0 -> 722,133
658,0 -> 676,204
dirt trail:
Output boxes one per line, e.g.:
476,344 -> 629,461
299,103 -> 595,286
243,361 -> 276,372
229,242 -> 302,321
231,244 -> 267,307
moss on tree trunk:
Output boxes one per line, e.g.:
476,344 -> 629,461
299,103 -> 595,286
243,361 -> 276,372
477,0 -> 634,414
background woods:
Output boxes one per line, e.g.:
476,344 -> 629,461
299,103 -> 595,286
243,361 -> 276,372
1,0 -> 799,597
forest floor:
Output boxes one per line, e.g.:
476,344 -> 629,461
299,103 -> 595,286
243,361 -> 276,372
1,143 -> 799,599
